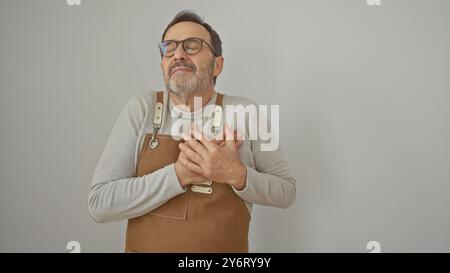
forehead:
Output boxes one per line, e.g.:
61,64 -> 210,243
164,21 -> 212,43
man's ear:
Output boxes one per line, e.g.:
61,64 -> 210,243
213,56 -> 224,77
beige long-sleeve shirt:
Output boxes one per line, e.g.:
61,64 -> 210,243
88,91 -> 296,223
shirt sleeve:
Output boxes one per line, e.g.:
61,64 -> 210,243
231,101 -> 297,209
88,95 -> 186,223
233,145 -> 297,209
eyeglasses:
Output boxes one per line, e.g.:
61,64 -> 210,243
158,37 -> 217,57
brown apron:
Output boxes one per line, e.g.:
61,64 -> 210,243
125,91 -> 251,253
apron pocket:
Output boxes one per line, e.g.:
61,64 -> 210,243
148,191 -> 188,220
136,133 -> 188,219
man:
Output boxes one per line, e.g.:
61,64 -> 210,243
88,10 -> 296,253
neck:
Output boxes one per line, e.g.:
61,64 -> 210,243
168,87 -> 214,112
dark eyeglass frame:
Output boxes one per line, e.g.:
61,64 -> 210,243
158,37 -> 218,57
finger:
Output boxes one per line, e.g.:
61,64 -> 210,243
235,129 -> 244,148
224,124 -> 236,147
225,124 -> 235,140
179,150 -> 196,165
179,143 -> 203,165
179,150 -> 193,162
179,154 -> 204,174
236,129 -> 244,141
214,139 -> 224,146
181,132 -> 209,158
234,130 -> 239,140
214,128 -> 242,146
184,139 -> 209,159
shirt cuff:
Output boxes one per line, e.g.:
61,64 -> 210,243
232,165 -> 254,195
165,163 -> 187,195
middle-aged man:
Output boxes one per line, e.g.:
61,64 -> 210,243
88,10 -> 296,253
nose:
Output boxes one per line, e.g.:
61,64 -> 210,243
171,42 -> 187,61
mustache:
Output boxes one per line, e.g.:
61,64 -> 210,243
169,61 -> 196,76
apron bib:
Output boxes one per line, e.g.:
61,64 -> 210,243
125,91 -> 251,252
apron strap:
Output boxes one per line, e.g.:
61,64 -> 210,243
156,91 -> 164,104
149,91 -> 165,149
215,92 -> 224,107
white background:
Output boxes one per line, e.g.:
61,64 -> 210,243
1,0 -> 449,252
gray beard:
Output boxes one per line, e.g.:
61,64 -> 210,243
165,63 -> 214,102
167,75 -> 205,102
